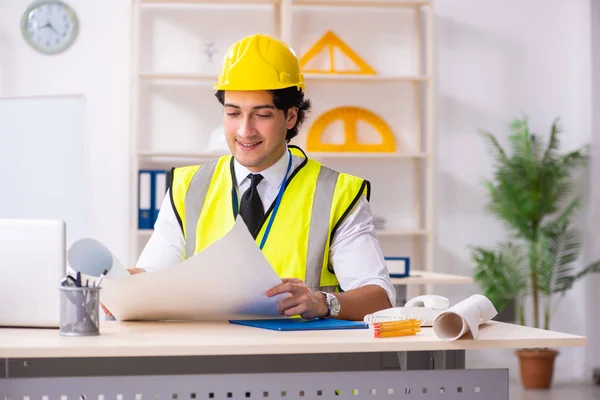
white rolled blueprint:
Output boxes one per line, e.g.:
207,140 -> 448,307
433,294 -> 498,341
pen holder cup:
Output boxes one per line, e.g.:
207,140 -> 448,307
59,286 -> 101,336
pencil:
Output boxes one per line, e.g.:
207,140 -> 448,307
373,325 -> 421,332
374,329 -> 421,338
373,319 -> 421,331
372,318 -> 421,338
374,321 -> 421,329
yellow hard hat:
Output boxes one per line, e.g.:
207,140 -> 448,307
214,33 -> 305,91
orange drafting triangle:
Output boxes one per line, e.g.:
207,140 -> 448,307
299,31 -> 376,75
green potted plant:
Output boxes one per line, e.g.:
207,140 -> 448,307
470,117 -> 600,389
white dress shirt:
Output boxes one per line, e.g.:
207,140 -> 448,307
136,148 -> 396,306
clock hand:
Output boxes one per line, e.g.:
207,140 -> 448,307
47,23 -> 59,35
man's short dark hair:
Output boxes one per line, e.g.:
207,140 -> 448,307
215,88 -> 311,142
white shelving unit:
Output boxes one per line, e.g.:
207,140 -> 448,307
129,0 -> 436,283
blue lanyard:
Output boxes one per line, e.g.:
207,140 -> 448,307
232,150 -> 293,250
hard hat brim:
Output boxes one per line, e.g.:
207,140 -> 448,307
213,82 -> 306,92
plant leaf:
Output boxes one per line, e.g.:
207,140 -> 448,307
471,243 -> 527,312
542,117 -> 561,162
480,131 -> 509,166
539,222 -> 580,296
554,259 -> 600,293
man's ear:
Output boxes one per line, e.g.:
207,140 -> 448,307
286,107 -> 298,130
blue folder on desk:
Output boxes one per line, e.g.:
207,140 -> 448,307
229,318 -> 368,331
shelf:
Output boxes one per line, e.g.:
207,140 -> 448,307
139,151 -> 229,159
391,271 -> 473,286
305,74 -> 429,83
138,230 -> 154,238
292,0 -> 430,8
376,229 -> 428,237
139,151 -> 428,160
138,73 -> 217,83
140,0 -> 280,5
138,73 -> 429,84
139,0 -> 430,7
138,228 -> 427,237
309,152 -> 428,159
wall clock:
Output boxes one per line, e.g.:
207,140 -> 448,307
21,0 -> 79,55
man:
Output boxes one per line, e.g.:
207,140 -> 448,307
135,33 -> 395,321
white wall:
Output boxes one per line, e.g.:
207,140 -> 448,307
434,0 -> 594,382
0,0 -> 132,262
1,0 -> 597,382
587,0 -> 600,378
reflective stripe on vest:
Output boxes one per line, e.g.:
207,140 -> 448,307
182,156 -> 339,292
305,165 -> 338,292
184,159 -> 218,258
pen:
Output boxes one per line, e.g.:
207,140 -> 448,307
95,269 -> 109,288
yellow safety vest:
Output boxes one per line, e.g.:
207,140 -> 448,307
169,145 -> 370,292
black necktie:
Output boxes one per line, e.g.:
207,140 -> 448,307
239,173 -> 264,238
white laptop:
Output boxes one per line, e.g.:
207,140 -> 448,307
0,219 -> 66,328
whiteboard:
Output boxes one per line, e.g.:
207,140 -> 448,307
0,95 -> 92,247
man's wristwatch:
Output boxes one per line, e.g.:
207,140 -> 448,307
319,292 -> 341,317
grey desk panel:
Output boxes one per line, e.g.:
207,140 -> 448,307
2,351 -> 465,378
2,368 -> 508,400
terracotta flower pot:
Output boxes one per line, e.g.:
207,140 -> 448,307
515,349 -> 559,389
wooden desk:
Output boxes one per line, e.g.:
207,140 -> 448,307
0,320 -> 586,400
0,320 -> 584,359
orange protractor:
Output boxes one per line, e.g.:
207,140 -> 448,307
306,106 -> 396,152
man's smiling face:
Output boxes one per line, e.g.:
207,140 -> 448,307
223,90 -> 297,172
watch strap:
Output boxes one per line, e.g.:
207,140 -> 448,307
319,291 -> 332,317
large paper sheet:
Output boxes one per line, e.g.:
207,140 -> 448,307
100,217 -> 286,321
432,294 -> 498,341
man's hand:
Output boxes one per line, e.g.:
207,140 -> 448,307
101,267 -> 146,318
266,278 -> 329,320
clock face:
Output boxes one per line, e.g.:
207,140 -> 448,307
21,1 -> 79,55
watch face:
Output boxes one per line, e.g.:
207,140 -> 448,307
21,1 -> 79,55
330,294 -> 341,315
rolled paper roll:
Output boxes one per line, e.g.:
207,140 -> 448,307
433,294 -> 497,341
